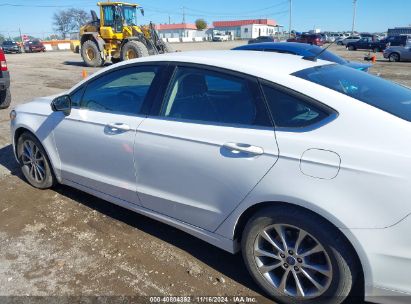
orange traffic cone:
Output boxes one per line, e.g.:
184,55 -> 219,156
82,69 -> 88,79
371,55 -> 376,64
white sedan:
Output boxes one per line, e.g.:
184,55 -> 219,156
9,51 -> 411,304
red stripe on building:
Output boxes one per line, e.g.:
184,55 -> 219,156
155,23 -> 198,30
213,19 -> 276,27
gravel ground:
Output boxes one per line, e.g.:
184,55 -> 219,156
0,41 -> 409,301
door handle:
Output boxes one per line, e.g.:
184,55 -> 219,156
223,142 -> 264,156
106,122 -> 130,132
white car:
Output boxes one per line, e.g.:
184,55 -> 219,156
9,51 -> 411,304
213,33 -> 229,41
338,35 -> 361,45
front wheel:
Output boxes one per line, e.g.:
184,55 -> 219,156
347,45 -> 356,51
242,206 -> 358,304
389,53 -> 400,62
17,132 -> 55,189
121,41 -> 149,61
81,40 -> 105,67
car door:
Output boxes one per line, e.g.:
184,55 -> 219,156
404,46 -> 411,61
134,65 -> 279,231
53,64 -> 164,204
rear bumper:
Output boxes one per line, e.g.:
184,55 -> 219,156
0,71 -> 10,90
346,214 -> 411,303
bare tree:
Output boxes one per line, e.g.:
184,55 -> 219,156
52,8 -> 89,38
53,10 -> 72,39
68,8 -> 90,31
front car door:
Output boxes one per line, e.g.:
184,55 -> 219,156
134,64 -> 279,231
53,64 -> 164,204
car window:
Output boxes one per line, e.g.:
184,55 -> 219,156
160,66 -> 271,126
80,66 -> 159,115
293,64 -> 411,122
262,84 -> 330,128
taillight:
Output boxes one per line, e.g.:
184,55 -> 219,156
0,50 -> 7,71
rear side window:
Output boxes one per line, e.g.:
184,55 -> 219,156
262,84 -> 330,128
160,66 -> 271,126
293,64 -> 411,122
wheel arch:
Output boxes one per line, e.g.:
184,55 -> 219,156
232,200 -> 365,299
13,126 -> 60,182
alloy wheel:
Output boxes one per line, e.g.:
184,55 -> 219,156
21,139 -> 47,183
253,224 -> 332,299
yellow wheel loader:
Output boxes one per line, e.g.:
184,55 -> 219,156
79,2 -> 173,67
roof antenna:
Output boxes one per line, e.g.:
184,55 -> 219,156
302,37 -> 337,62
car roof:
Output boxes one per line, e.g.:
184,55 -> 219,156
124,50 -> 330,74
233,42 -> 319,52
71,50 -> 333,92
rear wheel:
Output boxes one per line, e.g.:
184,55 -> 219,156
121,41 -> 149,61
162,41 -> 174,53
347,45 -> 356,51
17,132 -> 55,189
389,53 -> 400,62
242,206 -> 358,304
81,40 -> 104,67
0,88 -> 11,109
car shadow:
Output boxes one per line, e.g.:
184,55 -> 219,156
63,61 -> 112,67
0,144 -> 22,178
52,183 -> 264,296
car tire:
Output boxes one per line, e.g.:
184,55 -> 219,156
121,41 -> 149,61
17,132 -> 56,189
337,41 -> 343,46
81,40 -> 105,67
241,205 -> 358,304
348,45 -> 356,51
389,53 -> 400,62
0,88 -> 11,109
373,47 -> 380,53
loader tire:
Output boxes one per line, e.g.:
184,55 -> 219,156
121,41 -> 149,61
81,40 -> 104,67
163,42 -> 174,53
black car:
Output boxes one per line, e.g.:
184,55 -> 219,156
1,40 -> 21,54
0,47 -> 11,109
346,37 -> 388,52
248,36 -> 278,44
382,35 -> 411,47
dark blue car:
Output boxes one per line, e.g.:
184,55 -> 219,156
232,42 -> 371,72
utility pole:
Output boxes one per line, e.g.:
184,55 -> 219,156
169,15 -> 171,24
182,6 -> 186,24
289,0 -> 292,38
352,0 -> 357,35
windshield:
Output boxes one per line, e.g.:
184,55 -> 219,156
122,6 -> 137,25
293,64 -> 411,122
309,48 -> 347,65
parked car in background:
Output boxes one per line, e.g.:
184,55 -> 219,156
248,36 -> 278,44
212,33 -> 229,42
383,44 -> 411,62
10,50 -> 411,304
287,33 -> 324,46
337,35 -> 361,45
381,35 -> 411,47
232,42 -> 371,71
24,40 -> 46,53
1,40 -> 21,54
346,37 -> 388,52
0,48 -> 11,109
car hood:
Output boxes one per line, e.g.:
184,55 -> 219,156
344,61 -> 371,71
14,93 -> 66,116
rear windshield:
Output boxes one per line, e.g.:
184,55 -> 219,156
293,64 -> 411,122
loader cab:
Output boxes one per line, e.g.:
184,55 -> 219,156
99,3 -> 139,33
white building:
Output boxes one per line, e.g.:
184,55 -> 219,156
212,19 -> 283,39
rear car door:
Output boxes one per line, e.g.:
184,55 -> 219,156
134,65 -> 279,231
53,64 -> 164,204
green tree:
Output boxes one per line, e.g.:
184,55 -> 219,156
195,19 -> 208,31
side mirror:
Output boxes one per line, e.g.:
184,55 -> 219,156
140,8 -> 145,16
51,95 -> 71,116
